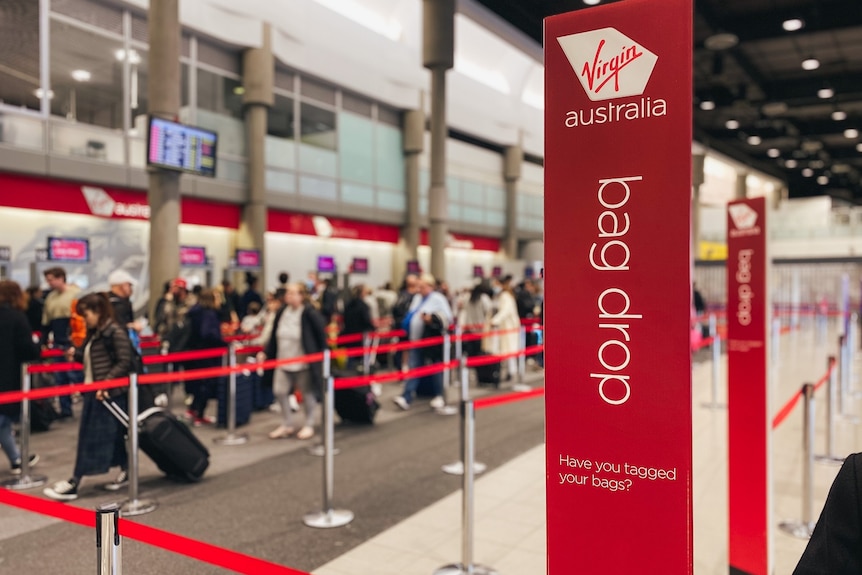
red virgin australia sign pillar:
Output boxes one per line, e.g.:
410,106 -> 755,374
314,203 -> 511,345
726,197 -> 771,575
544,1 -> 693,573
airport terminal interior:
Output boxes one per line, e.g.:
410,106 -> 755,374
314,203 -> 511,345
0,0 -> 861,573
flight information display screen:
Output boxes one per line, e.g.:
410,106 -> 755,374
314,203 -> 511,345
47,237 -> 90,263
147,116 -> 217,177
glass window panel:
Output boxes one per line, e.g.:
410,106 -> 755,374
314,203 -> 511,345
448,204 -> 462,221
419,169 -> 430,196
266,169 -> 296,194
342,92 -> 372,117
300,77 -> 336,105
218,157 -> 247,182
517,194 -> 527,212
196,108 -> 245,156
50,121 -> 124,163
446,176 -> 460,202
486,211 -> 505,227
300,102 -> 336,150
461,180 -> 484,205
1,114 -> 44,150
339,112 -> 374,185
197,68 -> 243,120
299,175 -> 338,201
267,94 -> 295,139
341,183 -> 375,207
131,12 -> 148,42
378,105 -> 400,128
50,20 -> 124,129
197,39 -> 240,74
265,135 -> 296,171
486,186 -> 506,209
375,124 -> 404,191
419,196 -> 428,217
50,0 -> 123,34
275,67 -> 294,92
299,143 -> 337,177
462,206 -> 484,224
0,0 -> 40,111
377,189 -> 405,212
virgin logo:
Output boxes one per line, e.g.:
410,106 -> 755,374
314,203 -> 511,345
558,28 -> 658,102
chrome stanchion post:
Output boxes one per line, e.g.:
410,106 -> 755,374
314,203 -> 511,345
303,350 -> 353,529
120,373 -> 156,516
816,357 -> 844,465
437,332 -> 457,415
2,363 -> 47,490
512,326 -> 531,393
772,317 -> 781,367
780,384 -> 817,539
443,357 -> 486,476
362,332 -> 371,374
838,334 -> 858,423
96,503 -> 122,574
309,349 -> 340,457
215,343 -> 249,446
435,399 -> 497,575
702,314 -> 726,409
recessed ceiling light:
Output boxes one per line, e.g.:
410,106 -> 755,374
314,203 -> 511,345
857,143 -> 862,152
832,110 -> 848,121
71,69 -> 91,82
583,0 -> 601,5
704,32 -> 739,51
747,135 -> 762,145
817,175 -> 829,185
700,100 -> 716,111
785,159 -> 798,168
726,119 -> 740,130
802,168 -> 814,177
767,148 -> 780,158
115,49 -> 141,65
810,160 -> 825,169
818,88 -> 834,99
782,18 -> 804,32
801,58 -> 820,71
33,88 -> 54,99
845,129 -> 860,139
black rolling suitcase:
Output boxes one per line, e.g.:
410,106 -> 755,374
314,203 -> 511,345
216,374 -> 253,428
334,385 -> 379,424
103,400 -> 210,482
475,355 -> 501,387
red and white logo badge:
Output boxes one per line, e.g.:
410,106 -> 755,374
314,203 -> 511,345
557,28 -> 658,102
82,186 -> 116,218
729,203 -> 759,230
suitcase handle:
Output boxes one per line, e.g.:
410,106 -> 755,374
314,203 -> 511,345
102,399 -> 167,429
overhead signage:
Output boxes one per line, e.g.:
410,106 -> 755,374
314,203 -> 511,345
235,249 -> 261,269
351,257 -> 368,274
726,197 -> 771,575
47,237 -> 90,263
491,265 -> 502,278
406,260 -> 420,275
147,116 -> 217,177
472,265 -> 484,278
544,1 -> 693,573
317,255 -> 336,273
179,245 -> 208,267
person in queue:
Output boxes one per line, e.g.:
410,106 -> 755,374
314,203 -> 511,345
393,273 -> 452,410
154,277 -> 190,343
260,283 -> 327,440
0,281 -> 43,475
41,266 -> 82,418
793,452 -> 862,573
184,288 -> 227,426
391,273 -> 420,368
458,281 -> 493,358
490,275 -> 520,381
342,284 -> 375,371
24,285 -> 43,334
43,293 -> 134,501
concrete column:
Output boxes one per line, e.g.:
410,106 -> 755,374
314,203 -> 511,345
503,145 -> 523,259
240,24 -> 274,288
147,0 -> 181,319
692,153 -> 705,261
423,0 -> 454,281
735,171 -> 748,200
403,108 -> 424,261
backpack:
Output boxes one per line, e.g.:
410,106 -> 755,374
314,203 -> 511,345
103,325 -> 145,375
69,299 -> 87,347
165,318 -> 192,353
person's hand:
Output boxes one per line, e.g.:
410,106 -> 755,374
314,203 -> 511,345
96,389 -> 108,401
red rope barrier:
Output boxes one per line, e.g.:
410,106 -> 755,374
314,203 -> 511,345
0,490 -> 310,575
771,360 -> 836,429
474,386 -> 545,410
333,361 -> 459,390
143,347 -> 228,366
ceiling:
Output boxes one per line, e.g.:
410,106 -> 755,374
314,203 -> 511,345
477,0 -> 862,204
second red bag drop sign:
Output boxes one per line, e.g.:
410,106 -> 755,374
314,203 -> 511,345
544,1 -> 693,573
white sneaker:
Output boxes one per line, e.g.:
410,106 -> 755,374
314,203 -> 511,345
370,383 -> 383,397
103,470 -> 129,492
154,393 -> 169,407
288,394 -> 300,412
44,479 -> 79,501
393,396 -> 410,411
430,396 -> 445,409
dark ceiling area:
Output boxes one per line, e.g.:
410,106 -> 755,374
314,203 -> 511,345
477,0 -> 862,204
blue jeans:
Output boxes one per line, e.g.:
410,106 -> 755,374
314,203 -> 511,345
401,348 -> 442,404
0,414 -> 21,466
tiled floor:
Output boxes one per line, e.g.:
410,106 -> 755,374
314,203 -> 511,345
315,319 -> 862,575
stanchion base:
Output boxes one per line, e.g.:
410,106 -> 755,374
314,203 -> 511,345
441,461 -> 487,476
308,445 -> 340,457
779,520 -> 815,540
436,406 -> 458,416
434,562 -> 499,575
815,454 -> 846,466
120,497 -> 158,517
303,509 -> 354,529
838,414 -> 860,424
511,383 -> 531,393
700,402 -> 727,410
0,473 -> 47,491
213,433 -> 250,446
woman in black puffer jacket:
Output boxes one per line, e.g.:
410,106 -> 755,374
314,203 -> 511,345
44,293 -> 133,502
